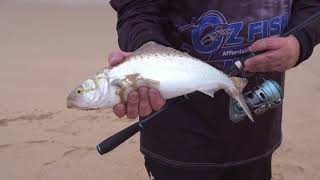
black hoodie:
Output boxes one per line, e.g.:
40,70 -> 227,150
110,0 -> 320,168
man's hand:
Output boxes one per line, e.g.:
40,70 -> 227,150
108,51 -> 166,119
244,35 -> 300,72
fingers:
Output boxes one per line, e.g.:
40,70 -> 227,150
126,91 -> 139,119
108,51 -> 130,66
113,104 -> 126,118
244,50 -> 283,72
244,36 -> 300,73
138,87 -> 152,117
125,88 -> 164,119
113,88 -> 165,119
248,37 -> 283,52
244,50 -> 273,71
149,88 -> 166,111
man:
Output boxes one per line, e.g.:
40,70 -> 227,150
108,0 -> 320,179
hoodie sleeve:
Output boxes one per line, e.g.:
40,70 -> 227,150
110,0 -> 170,52
290,0 -> 320,65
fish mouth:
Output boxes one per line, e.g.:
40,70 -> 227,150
66,101 -> 100,110
67,106 -> 100,111
66,96 -> 77,109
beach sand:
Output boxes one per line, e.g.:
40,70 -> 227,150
0,1 -> 319,179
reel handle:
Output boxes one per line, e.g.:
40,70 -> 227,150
226,51 -> 259,76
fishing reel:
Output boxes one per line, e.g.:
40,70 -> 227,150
229,79 -> 283,123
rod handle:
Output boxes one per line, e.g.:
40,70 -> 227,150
96,122 -> 141,155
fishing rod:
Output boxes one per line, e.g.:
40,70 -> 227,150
97,97 -> 185,155
96,11 -> 320,156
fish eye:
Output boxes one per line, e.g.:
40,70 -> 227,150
76,87 -> 84,95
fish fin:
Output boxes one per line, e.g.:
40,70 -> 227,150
112,74 -> 159,89
199,90 -> 215,98
135,41 -> 186,57
233,93 -> 254,122
111,79 -> 131,102
227,77 -> 254,122
134,41 -> 160,55
230,77 -> 248,92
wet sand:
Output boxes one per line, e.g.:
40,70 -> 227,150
0,1 -> 319,180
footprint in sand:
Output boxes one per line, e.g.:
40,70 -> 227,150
62,146 -> 95,158
0,140 -> 50,151
0,111 -> 62,127
0,144 -> 13,150
272,171 -> 285,180
272,162 -> 305,180
76,115 -> 99,121
45,129 -> 80,136
25,140 -> 49,145
128,139 -> 138,144
42,160 -> 57,166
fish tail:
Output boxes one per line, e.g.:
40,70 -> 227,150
227,77 -> 254,122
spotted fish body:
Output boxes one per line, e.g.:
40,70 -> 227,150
67,42 -> 253,121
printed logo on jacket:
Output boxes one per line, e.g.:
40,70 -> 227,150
178,10 -> 289,70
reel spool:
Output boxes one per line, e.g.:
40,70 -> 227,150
229,79 -> 283,123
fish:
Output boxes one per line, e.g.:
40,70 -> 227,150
67,41 -> 254,121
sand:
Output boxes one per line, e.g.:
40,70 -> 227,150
0,1 -> 319,180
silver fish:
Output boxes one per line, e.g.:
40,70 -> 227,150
67,42 -> 253,121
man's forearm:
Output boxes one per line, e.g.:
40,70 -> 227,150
110,0 -> 170,52
290,0 -> 320,64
